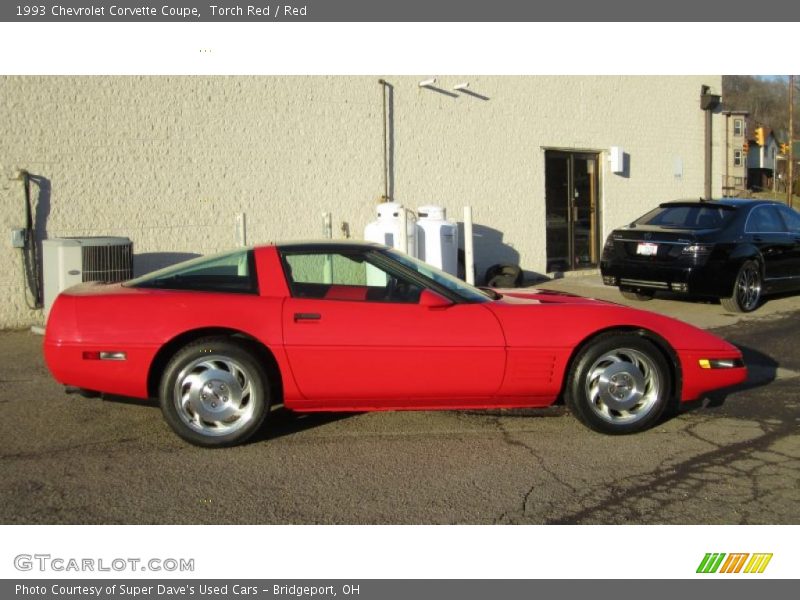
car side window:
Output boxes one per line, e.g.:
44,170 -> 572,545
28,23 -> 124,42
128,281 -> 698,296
777,206 -> 800,233
282,251 -> 423,303
126,249 -> 257,293
746,206 -> 788,234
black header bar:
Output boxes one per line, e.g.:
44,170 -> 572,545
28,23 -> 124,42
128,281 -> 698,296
3,0 -> 800,22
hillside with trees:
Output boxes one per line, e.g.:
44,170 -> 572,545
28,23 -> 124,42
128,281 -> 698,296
722,75 -> 797,141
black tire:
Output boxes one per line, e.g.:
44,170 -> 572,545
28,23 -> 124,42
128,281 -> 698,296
566,333 -> 672,435
620,289 -> 655,301
721,260 -> 762,313
159,337 -> 270,447
485,264 -> 523,287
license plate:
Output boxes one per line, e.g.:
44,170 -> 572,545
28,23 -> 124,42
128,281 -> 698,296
636,242 -> 659,256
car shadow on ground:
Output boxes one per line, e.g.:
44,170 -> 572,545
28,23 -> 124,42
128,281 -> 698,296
249,407 -> 357,443
97,394 -> 357,443
100,394 -> 159,408
677,343 -> 779,415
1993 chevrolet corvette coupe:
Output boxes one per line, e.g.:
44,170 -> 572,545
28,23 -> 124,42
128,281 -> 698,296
44,241 -> 747,447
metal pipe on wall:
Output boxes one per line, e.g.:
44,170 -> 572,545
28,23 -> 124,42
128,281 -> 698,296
378,79 -> 389,201
398,207 -> 408,254
463,206 -> 475,285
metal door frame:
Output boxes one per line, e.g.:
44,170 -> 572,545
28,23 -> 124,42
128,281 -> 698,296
544,149 -> 602,271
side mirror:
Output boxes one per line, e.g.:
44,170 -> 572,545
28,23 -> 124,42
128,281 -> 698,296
419,289 -> 453,309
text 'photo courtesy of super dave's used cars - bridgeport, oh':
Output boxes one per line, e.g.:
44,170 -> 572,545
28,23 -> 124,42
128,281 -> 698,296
44,241 -> 747,447
601,198 -> 800,312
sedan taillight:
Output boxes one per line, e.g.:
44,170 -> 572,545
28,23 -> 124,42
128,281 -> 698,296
602,236 -> 616,258
681,243 -> 715,256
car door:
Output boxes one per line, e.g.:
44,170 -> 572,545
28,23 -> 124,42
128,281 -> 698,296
745,205 -> 793,288
280,249 -> 507,407
777,205 -> 800,290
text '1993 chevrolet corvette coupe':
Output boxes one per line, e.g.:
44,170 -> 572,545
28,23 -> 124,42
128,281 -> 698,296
44,241 -> 747,447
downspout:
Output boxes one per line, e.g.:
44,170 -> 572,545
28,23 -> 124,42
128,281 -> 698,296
378,79 -> 390,202
701,85 -> 721,200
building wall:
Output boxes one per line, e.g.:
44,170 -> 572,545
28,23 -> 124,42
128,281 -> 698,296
0,75 -> 723,328
723,112 -> 748,192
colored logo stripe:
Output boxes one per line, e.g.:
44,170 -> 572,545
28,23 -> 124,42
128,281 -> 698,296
697,553 -> 726,573
720,553 -> 749,573
744,554 -> 773,574
697,553 -> 773,574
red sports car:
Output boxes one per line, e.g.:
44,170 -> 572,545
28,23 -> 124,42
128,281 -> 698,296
44,241 -> 747,447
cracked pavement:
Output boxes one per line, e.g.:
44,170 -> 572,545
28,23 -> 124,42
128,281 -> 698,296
0,309 -> 798,524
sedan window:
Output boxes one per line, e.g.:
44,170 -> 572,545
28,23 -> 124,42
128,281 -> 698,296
778,205 -> 800,233
746,206 -> 788,234
635,205 -> 736,229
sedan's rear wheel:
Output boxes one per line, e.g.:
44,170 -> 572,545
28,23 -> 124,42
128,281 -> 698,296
566,333 -> 672,434
159,338 -> 269,447
620,289 -> 655,301
721,260 -> 762,313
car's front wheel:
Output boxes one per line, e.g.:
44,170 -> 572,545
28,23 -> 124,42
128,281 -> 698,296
721,260 -> 762,313
566,333 -> 672,434
159,338 -> 269,447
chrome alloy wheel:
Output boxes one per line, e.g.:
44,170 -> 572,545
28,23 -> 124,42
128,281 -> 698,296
584,348 -> 662,425
735,263 -> 762,312
173,354 -> 257,437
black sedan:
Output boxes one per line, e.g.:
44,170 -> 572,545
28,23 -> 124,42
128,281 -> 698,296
600,199 -> 800,312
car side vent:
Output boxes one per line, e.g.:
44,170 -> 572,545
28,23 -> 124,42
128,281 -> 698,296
42,236 -> 134,316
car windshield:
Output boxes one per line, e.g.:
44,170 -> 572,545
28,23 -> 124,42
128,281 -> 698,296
125,249 -> 256,293
634,204 -> 737,229
379,248 -> 492,303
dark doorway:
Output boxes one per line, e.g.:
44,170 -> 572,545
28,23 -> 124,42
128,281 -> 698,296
545,150 -> 601,272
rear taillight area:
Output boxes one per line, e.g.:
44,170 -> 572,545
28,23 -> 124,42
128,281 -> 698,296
681,243 -> 715,257
601,235 -> 617,259
680,243 -> 715,264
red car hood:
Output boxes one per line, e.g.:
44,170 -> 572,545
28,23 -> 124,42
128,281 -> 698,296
495,288 -> 610,305
487,288 -> 737,353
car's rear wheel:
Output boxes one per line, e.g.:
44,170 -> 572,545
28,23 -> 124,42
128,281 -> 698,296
721,260 -> 762,313
159,338 -> 269,447
566,333 -> 672,434
620,289 -> 655,301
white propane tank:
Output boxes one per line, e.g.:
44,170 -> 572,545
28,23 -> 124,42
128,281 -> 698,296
416,205 -> 459,275
364,202 -> 418,256
364,202 -> 418,287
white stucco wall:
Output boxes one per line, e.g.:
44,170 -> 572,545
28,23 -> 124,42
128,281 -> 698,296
0,75 -> 723,327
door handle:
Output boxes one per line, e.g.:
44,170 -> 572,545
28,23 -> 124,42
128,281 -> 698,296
294,312 -> 321,322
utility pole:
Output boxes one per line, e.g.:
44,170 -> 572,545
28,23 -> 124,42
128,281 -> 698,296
789,75 -> 795,207
701,85 -> 721,200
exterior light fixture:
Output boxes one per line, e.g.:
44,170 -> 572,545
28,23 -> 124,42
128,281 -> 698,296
418,78 -> 437,88
609,146 -> 625,174
453,83 -> 469,90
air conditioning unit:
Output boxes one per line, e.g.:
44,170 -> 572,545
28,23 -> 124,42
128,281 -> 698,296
42,237 -> 134,316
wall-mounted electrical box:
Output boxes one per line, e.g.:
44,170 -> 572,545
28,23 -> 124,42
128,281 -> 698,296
11,228 -> 26,248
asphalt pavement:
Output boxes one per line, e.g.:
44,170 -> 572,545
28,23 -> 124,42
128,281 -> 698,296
1,276 -> 798,524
